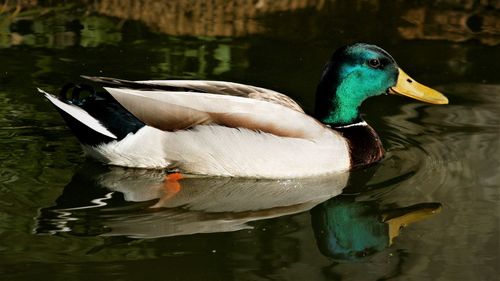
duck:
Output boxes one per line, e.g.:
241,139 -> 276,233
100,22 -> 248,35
39,43 -> 448,178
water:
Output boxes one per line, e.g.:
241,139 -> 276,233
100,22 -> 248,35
0,1 -> 499,280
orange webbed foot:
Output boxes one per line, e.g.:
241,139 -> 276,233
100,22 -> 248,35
151,171 -> 184,208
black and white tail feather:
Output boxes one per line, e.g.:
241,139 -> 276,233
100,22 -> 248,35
39,82 -> 145,146
39,88 -> 117,141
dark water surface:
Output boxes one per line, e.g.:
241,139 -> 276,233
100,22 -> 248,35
0,1 -> 499,280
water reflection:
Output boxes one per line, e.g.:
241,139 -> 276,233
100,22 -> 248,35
36,163 -> 441,261
311,197 -> 441,260
1,0 -> 498,46
36,164 -> 349,238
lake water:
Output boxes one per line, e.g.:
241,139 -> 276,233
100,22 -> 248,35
0,1 -> 499,280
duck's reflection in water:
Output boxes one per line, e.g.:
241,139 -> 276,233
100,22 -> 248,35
311,196 -> 441,260
36,164 -> 348,238
35,163 -> 441,260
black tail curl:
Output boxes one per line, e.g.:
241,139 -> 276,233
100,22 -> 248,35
59,83 -> 97,106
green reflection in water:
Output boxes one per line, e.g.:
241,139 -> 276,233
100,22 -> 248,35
311,196 -> 441,260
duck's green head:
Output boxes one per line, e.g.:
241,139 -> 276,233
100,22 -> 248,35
315,43 -> 448,126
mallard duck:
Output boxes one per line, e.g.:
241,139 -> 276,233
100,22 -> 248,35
39,43 -> 448,178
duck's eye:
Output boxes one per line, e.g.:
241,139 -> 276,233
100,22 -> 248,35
368,59 -> 381,68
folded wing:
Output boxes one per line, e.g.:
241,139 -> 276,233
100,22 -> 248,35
83,76 -> 304,113
100,83 -> 326,139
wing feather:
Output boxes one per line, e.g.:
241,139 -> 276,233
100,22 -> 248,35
104,88 -> 326,139
83,76 -> 304,113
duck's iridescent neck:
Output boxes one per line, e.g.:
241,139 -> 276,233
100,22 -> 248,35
316,65 -> 376,126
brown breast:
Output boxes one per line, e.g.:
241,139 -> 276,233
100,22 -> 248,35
334,123 -> 385,169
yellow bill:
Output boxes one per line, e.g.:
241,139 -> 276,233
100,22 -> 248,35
382,203 -> 442,245
388,68 -> 448,104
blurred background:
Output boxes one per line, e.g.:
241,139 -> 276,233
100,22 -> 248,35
0,1 -> 498,281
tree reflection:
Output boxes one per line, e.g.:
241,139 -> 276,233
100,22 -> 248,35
1,0 -> 497,47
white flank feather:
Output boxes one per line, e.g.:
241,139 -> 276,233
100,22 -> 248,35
86,125 -> 350,178
83,126 -> 169,168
